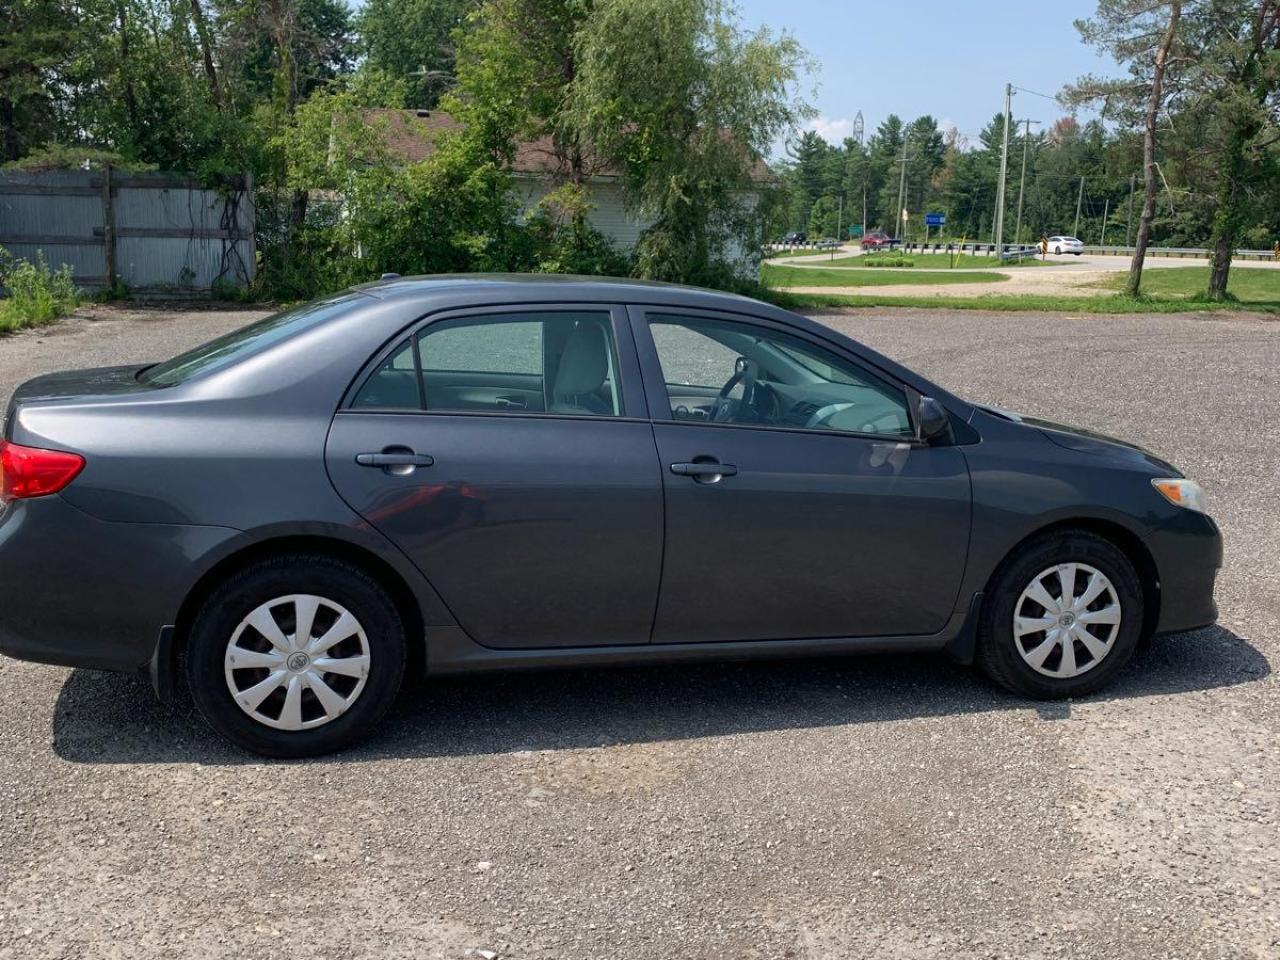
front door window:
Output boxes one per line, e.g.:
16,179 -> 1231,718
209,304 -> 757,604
648,314 -> 913,438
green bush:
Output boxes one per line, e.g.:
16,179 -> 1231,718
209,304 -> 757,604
860,255 -> 914,268
0,249 -> 81,332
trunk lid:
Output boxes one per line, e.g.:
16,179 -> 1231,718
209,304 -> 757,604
9,365 -> 154,406
4,365 -> 156,441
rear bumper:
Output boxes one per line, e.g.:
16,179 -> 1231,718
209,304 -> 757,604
1145,509 -> 1223,635
0,496 -> 237,673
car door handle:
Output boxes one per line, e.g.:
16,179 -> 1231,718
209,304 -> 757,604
356,452 -> 435,467
671,461 -> 737,479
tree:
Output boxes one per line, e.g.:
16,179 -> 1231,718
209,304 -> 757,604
807,195 -> 840,237
565,0 -> 810,286
0,0 -> 77,161
357,0 -> 474,108
1184,1 -> 1280,298
1065,0 -> 1185,296
867,114 -> 904,232
784,130 -> 832,230
902,115 -> 945,225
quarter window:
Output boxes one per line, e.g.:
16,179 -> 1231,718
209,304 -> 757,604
352,340 -> 419,409
351,312 -> 623,417
647,314 -> 913,438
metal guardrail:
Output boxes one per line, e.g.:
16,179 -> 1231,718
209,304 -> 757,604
896,241 -> 1278,261
764,240 -> 845,254
1079,245 -> 1275,260
767,240 -> 1279,262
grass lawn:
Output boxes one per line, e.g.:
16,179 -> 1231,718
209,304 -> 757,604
767,290 -> 1280,314
805,253 -> 1052,269
1101,266 -> 1280,307
760,264 -> 1007,288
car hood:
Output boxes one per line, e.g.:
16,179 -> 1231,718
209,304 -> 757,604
979,405 -> 1181,475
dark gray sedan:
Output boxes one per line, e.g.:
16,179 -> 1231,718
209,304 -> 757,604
0,276 -> 1221,756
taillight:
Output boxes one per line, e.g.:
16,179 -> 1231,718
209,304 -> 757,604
0,439 -> 85,504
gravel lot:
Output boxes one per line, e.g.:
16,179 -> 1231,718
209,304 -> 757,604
1,302 -> 1277,959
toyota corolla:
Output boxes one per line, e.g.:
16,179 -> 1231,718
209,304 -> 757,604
0,276 -> 1221,755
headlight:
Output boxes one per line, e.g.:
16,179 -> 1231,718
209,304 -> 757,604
1151,478 -> 1208,514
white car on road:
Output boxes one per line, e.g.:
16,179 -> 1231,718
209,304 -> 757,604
1047,235 -> 1084,255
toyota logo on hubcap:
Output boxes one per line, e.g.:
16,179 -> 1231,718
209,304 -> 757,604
287,652 -> 310,672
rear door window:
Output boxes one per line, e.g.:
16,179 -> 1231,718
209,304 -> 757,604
350,311 -> 625,417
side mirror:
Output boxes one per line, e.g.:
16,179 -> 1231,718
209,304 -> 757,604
917,395 -> 953,444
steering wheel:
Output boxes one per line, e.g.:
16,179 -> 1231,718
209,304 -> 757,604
711,358 -> 759,423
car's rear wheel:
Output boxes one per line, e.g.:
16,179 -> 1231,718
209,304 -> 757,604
186,554 -> 406,757
977,531 -> 1143,699
1055,245 -> 1062,255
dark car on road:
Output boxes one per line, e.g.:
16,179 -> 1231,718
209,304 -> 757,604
0,276 -> 1221,756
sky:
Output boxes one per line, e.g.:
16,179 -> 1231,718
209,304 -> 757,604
733,1 -> 1124,153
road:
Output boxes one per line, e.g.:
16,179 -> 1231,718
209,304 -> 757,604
767,248 -> 1280,298
0,303 -> 1277,959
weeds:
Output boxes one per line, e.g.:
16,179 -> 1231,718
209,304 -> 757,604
0,248 -> 81,332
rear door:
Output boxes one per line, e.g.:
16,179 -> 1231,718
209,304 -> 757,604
630,306 -> 971,644
326,305 -> 664,649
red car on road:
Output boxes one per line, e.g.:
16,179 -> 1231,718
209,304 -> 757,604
860,231 -> 899,251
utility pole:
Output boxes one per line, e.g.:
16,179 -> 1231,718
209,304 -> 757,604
893,139 -> 909,241
1073,175 -> 1085,238
1099,198 -> 1110,245
1013,117 -> 1039,246
1125,173 -> 1135,246
862,183 -> 867,241
993,82 -> 1013,256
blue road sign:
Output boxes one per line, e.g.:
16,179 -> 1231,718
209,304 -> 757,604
925,213 -> 946,227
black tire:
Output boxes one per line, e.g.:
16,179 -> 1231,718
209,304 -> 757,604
186,553 -> 406,757
1054,246 -> 1062,255
977,531 -> 1143,699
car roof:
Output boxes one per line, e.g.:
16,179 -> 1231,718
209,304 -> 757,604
351,272 -> 764,310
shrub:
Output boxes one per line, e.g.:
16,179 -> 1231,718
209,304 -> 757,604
0,249 -> 81,332
860,255 -> 914,268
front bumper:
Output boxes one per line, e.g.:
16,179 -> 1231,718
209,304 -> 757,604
1144,509 -> 1223,635
0,496 -> 237,673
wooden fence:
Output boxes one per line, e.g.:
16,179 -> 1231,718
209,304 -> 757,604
0,169 -> 255,294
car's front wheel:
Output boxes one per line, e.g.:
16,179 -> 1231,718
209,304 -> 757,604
977,531 -> 1143,699
186,554 -> 406,757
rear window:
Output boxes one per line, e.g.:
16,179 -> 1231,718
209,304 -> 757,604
138,294 -> 363,387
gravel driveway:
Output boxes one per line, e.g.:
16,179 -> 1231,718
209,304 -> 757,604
1,303 -> 1276,959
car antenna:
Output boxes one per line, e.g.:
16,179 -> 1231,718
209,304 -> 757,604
380,272 -> 401,281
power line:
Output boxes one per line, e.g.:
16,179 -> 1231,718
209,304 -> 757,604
1012,85 -> 1059,102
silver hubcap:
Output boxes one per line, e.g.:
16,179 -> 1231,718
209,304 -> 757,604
1013,563 -> 1121,679
224,594 -> 371,731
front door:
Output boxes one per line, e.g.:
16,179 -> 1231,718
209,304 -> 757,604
326,307 -> 663,649
631,308 -> 971,644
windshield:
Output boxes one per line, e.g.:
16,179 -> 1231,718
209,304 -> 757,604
138,294 -> 363,387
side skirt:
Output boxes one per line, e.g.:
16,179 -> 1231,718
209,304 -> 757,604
424,624 -> 961,677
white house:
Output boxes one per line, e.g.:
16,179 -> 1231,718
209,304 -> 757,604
362,108 -> 768,271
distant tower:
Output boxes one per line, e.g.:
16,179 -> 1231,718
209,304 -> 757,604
852,111 -> 865,146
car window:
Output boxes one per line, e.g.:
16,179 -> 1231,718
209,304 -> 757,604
647,314 -> 913,438
351,312 -> 623,417
352,340 -> 419,409
422,321 -> 543,375
649,323 -> 741,389
139,293 -> 364,387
